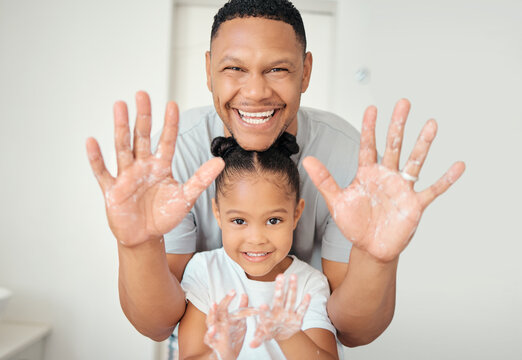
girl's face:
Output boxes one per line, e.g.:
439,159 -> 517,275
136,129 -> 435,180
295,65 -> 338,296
212,174 -> 304,282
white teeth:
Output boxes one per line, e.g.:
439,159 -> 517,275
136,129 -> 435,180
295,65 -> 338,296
238,110 -> 275,117
246,252 -> 268,257
243,117 -> 270,124
238,109 -> 275,124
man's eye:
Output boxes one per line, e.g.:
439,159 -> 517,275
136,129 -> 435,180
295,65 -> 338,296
267,218 -> 281,225
225,66 -> 242,71
270,68 -> 288,73
232,218 -> 245,225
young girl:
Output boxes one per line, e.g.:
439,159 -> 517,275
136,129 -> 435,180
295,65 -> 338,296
178,133 -> 339,360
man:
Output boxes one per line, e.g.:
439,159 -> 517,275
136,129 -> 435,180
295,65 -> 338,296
86,0 -> 465,348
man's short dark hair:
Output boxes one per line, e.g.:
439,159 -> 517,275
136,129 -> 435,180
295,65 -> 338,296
211,0 -> 307,53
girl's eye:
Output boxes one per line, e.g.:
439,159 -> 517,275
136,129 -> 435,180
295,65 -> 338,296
232,218 -> 245,225
267,218 -> 281,225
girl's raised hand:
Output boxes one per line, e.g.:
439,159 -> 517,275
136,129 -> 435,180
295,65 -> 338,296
250,274 -> 310,348
204,291 -> 252,360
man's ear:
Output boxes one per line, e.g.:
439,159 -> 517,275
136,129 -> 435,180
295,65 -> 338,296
212,198 -> 222,228
293,199 -> 305,229
300,52 -> 313,93
205,51 -> 212,92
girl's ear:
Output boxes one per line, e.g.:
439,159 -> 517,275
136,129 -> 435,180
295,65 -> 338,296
293,199 -> 305,229
212,198 -> 222,229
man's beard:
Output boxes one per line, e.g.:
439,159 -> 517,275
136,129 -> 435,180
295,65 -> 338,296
225,122 -> 292,152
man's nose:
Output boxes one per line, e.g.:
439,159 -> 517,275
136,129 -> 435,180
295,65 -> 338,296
242,73 -> 272,101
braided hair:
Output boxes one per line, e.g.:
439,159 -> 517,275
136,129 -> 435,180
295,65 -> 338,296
211,132 -> 300,203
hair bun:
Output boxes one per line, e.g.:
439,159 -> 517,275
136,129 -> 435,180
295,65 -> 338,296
211,136 -> 239,158
273,132 -> 299,158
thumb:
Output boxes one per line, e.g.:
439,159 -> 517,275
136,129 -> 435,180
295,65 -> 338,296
183,157 -> 225,205
302,156 -> 341,206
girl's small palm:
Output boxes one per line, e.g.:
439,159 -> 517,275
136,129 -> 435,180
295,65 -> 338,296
204,292 -> 250,360
250,274 -> 310,348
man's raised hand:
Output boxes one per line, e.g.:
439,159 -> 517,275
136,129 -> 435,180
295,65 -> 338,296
86,91 -> 224,247
303,99 -> 465,263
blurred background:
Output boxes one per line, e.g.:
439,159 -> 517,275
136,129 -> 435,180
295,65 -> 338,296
0,0 -> 520,359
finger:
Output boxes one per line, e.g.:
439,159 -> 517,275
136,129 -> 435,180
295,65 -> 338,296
272,274 -> 285,309
381,99 -> 411,169
302,157 -> 342,207
113,101 -> 133,173
229,294 -> 252,319
239,293 -> 248,308
284,274 -> 297,312
250,317 -> 268,349
217,290 -> 236,314
401,119 -> 438,182
296,293 -> 311,319
182,157 -> 225,205
358,106 -> 378,167
86,137 -> 114,192
418,161 -> 466,208
155,101 -> 179,163
250,334 -> 264,348
133,91 -> 152,159
206,302 -> 218,327
230,307 -> 258,320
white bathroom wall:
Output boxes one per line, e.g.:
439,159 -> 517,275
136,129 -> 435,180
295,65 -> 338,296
0,0 -> 520,359
332,1 -> 522,359
0,0 -> 172,359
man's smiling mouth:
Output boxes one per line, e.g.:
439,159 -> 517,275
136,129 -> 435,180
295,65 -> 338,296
237,109 -> 276,124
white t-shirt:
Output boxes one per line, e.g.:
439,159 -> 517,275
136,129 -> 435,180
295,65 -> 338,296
181,248 -> 336,359
161,106 -> 360,269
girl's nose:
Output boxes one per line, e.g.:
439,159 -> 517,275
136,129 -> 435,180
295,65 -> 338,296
246,225 -> 268,245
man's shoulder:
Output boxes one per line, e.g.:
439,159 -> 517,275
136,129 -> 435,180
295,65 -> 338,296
297,107 -> 360,181
172,106 -> 223,168
178,105 -> 219,136
299,107 -> 360,144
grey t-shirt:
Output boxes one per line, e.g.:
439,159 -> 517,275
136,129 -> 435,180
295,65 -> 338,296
162,106 -> 360,270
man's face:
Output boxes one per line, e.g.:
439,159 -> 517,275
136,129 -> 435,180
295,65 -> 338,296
206,17 -> 312,151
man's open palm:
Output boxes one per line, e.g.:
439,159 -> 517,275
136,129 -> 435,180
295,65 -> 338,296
304,99 -> 465,263
86,91 -> 224,246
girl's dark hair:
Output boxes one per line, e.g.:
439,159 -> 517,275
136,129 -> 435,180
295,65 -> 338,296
211,132 -> 300,203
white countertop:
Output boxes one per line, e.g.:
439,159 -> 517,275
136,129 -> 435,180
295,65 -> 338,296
0,321 -> 51,360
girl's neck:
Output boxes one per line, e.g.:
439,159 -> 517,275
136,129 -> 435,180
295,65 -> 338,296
245,255 -> 293,282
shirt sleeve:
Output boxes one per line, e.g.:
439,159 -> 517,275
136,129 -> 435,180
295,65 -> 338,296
164,211 -> 198,254
180,253 -> 210,314
301,271 -> 336,335
321,214 -> 352,264
163,130 -> 199,254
